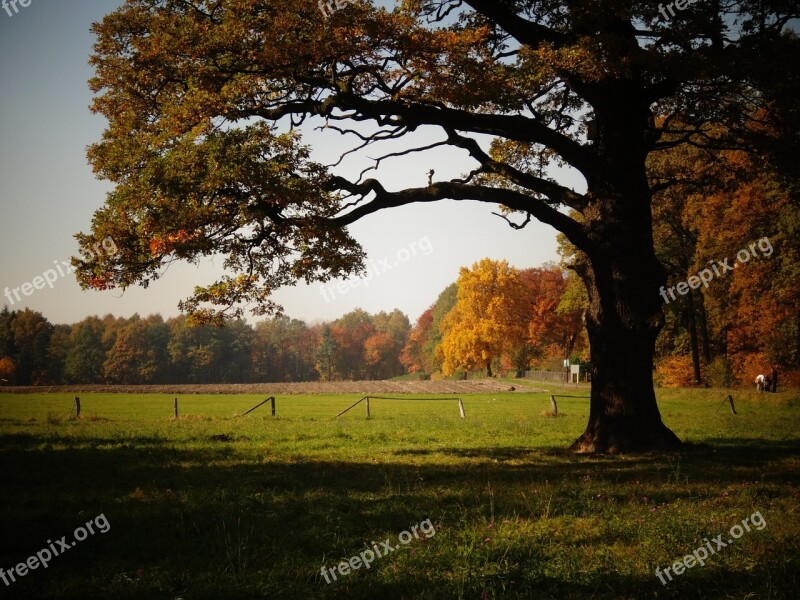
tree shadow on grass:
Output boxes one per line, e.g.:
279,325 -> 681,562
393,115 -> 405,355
0,436 -> 797,599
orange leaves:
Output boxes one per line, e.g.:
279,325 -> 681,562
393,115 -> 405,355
686,150 -> 794,363
655,355 -> 698,388
149,237 -> 168,257
651,117 -> 799,378
148,230 -> 196,257
520,267 -> 566,342
364,332 -> 398,370
0,356 -> 15,383
86,275 -> 114,292
437,261 -> 585,375
729,352 -> 772,387
439,259 -> 527,375
400,307 -> 433,373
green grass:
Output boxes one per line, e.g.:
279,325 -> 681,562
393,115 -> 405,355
1,388 -> 799,599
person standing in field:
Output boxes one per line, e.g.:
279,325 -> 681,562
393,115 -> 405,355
755,374 -> 766,392
771,366 -> 778,393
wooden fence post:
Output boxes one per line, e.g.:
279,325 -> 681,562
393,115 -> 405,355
549,395 -> 558,416
335,396 -> 366,419
366,397 -> 371,418
457,398 -> 465,419
714,394 -> 738,415
271,396 -> 276,417
242,397 -> 274,416
73,396 -> 81,419
174,397 -> 178,418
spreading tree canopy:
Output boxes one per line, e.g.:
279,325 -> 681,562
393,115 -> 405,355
78,0 -> 799,452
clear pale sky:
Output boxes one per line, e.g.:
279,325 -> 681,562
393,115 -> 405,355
0,1 -> 582,326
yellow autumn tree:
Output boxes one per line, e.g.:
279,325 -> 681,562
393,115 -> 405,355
440,259 -> 527,377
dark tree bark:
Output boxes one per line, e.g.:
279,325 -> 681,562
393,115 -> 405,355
697,293 -> 713,364
686,290 -> 702,384
570,221 -> 681,453
568,94 -> 681,453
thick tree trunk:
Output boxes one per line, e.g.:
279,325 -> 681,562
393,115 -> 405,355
569,99 -> 681,453
486,359 -> 493,378
570,245 -> 682,453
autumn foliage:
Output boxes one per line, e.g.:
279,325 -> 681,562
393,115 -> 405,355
440,259 -> 527,377
401,260 -> 585,378
650,125 -> 800,386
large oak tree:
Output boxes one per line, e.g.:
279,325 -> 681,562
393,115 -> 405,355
78,0 -> 799,452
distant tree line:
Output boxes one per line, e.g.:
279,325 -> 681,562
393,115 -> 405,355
400,262 -> 587,377
0,307 -> 410,385
2,230 -> 796,386
0,263 -> 587,385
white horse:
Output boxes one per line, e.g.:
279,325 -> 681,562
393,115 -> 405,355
755,374 -> 766,392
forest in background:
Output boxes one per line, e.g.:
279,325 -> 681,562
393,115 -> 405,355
2,171 -> 798,390
0,263 -> 584,386
645,125 -> 800,387
3,138 -> 798,385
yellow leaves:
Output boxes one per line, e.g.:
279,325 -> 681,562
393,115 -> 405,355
527,39 -> 608,83
654,355 -> 697,387
437,261 -> 584,375
439,259 -> 528,375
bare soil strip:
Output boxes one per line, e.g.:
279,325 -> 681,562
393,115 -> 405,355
1,380 -> 531,395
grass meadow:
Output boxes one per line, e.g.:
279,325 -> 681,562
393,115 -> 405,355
1,385 -> 799,599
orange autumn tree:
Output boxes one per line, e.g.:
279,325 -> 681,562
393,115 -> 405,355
688,153 -> 799,383
519,265 -> 584,367
330,309 -> 376,380
401,284 -> 459,375
649,125 -> 800,386
0,356 -> 15,385
400,306 -> 434,374
364,332 -> 400,380
440,259 -> 527,377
